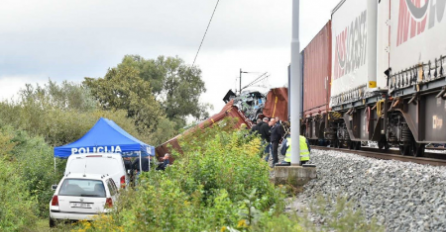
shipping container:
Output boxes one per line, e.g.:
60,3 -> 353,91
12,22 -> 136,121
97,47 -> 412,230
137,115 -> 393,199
155,99 -> 252,163
389,0 -> 446,74
377,0 -> 390,86
302,21 -> 332,117
330,0 -> 379,105
263,87 -> 288,122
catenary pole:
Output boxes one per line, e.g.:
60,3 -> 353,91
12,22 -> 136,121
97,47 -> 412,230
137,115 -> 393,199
239,69 -> 242,95
290,0 -> 301,166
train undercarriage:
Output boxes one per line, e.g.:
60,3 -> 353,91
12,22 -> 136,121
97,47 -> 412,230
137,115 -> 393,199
303,71 -> 446,157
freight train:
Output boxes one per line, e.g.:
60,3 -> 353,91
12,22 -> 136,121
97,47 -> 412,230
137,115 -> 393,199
300,0 -> 446,157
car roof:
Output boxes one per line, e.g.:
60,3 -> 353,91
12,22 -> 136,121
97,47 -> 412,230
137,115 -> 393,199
63,173 -> 111,180
68,153 -> 123,159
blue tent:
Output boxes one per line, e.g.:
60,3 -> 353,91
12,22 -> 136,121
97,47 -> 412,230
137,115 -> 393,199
54,117 -> 155,159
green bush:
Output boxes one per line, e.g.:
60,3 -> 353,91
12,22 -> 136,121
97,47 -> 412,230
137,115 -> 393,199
0,80 -> 152,147
0,134 -> 38,231
0,124 -> 59,218
74,124 -> 301,231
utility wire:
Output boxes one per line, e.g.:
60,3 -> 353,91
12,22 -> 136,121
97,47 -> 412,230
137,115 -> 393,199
242,72 -> 268,90
243,75 -> 270,90
192,0 -> 220,66
246,75 -> 269,88
248,72 -> 268,86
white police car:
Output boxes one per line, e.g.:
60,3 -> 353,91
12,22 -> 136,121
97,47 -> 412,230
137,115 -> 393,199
49,173 -> 119,227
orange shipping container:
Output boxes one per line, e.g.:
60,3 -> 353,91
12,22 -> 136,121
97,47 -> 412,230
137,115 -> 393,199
303,21 -> 331,117
155,99 -> 252,164
263,87 -> 288,122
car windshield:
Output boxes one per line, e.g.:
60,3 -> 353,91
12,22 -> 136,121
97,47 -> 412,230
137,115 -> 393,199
59,179 -> 106,197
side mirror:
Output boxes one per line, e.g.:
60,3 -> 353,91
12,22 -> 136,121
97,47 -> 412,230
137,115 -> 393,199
51,184 -> 58,191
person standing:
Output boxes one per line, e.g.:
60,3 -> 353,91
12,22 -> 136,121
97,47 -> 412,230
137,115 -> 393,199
257,117 -> 271,160
250,119 -> 261,135
123,157 -> 133,183
132,156 -> 151,173
270,118 -> 285,166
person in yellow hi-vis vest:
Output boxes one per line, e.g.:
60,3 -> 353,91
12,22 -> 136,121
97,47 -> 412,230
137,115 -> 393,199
280,131 -> 310,165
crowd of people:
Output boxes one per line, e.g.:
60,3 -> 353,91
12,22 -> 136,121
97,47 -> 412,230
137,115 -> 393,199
123,153 -> 172,184
250,116 -> 310,167
123,116 -> 310,184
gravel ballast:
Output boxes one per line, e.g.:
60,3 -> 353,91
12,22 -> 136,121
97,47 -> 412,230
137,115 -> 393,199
300,149 -> 446,232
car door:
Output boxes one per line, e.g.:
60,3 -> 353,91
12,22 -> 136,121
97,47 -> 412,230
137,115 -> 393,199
57,178 -> 107,214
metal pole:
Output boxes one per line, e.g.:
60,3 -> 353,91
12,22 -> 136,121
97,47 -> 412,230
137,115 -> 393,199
290,0 -> 301,166
54,157 -> 57,173
239,68 -> 242,95
148,153 -> 151,171
139,151 -> 142,173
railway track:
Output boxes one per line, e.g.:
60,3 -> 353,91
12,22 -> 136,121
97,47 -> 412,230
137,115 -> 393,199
313,146 -> 446,167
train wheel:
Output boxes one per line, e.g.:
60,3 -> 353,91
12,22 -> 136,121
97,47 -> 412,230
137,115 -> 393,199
348,141 -> 353,150
354,141 -> 361,150
418,144 -> 426,157
411,143 -> 425,157
384,143 -> 390,151
399,145 -> 408,156
378,138 -> 389,151
378,140 -> 384,150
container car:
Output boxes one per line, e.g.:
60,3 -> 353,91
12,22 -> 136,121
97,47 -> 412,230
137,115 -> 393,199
298,0 -> 446,157
301,21 -> 332,143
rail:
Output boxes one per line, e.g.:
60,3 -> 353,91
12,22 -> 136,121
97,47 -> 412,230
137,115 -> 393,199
313,146 -> 446,167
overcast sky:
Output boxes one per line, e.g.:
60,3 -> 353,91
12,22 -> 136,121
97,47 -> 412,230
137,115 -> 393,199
0,0 -> 338,115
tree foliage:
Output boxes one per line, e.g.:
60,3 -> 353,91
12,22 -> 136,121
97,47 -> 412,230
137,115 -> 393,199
84,66 -> 165,134
19,80 -> 97,111
0,124 -> 60,231
116,55 -> 211,128
0,80 -> 151,146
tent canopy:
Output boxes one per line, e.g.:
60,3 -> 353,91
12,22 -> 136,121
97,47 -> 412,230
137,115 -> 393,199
54,117 -> 155,159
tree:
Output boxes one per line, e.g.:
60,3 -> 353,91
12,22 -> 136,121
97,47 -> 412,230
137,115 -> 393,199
83,65 -> 176,144
19,80 -> 97,111
0,80 -> 151,146
116,55 -> 211,128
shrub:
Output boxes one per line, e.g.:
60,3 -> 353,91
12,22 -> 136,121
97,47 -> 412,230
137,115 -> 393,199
0,124 -> 60,218
0,132 -> 38,231
74,125 -> 301,231
0,80 -> 152,147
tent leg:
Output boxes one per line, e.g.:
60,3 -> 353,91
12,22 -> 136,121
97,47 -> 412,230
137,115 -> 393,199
148,154 -> 151,171
139,151 -> 142,174
54,158 -> 57,174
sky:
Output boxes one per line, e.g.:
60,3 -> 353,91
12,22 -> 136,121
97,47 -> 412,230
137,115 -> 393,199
0,0 -> 339,115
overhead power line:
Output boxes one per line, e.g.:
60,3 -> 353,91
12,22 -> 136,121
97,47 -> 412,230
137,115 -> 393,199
242,72 -> 269,90
192,0 -> 220,66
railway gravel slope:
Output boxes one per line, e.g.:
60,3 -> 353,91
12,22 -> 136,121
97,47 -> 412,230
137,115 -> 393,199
300,149 -> 446,232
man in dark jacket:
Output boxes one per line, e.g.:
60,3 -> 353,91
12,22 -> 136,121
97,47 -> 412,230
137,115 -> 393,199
255,117 -> 272,161
257,117 -> 271,142
132,156 -> 151,173
270,118 -> 285,166
250,119 -> 261,135
123,157 -> 133,182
